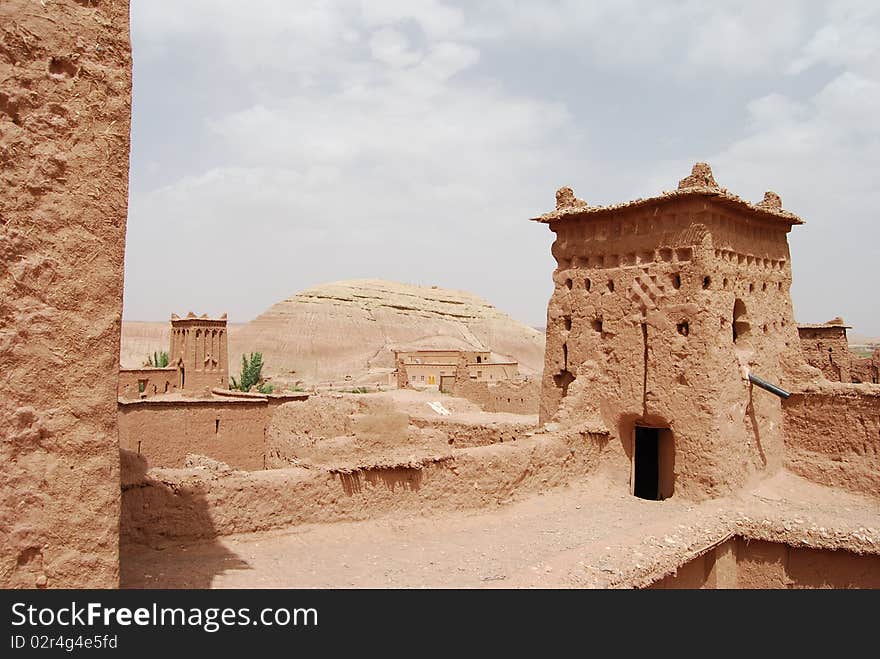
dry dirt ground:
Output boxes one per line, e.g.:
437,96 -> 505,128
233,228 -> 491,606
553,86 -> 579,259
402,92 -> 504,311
121,470 -> 880,589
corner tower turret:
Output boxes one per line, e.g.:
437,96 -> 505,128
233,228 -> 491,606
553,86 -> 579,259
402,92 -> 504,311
533,163 -> 807,498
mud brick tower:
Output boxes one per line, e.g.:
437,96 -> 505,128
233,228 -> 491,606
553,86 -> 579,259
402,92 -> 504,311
533,163 -> 810,499
170,312 -> 229,392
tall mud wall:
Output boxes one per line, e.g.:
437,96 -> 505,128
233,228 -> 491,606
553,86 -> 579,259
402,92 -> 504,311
783,385 -> 880,496
117,400 -> 269,471
0,1 -> 131,587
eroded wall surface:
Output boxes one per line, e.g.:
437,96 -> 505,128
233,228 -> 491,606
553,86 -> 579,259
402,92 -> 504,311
0,0 -> 131,588
783,385 -> 880,496
649,537 -> 880,589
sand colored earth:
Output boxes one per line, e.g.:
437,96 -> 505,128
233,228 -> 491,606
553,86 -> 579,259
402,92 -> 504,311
120,470 -> 880,589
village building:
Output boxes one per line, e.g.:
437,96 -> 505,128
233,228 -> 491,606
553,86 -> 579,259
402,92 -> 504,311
796,318 -> 852,382
393,349 -> 519,391
118,312 -> 228,399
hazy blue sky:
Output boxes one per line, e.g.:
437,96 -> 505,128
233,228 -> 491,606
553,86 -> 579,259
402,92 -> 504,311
124,1 -> 879,335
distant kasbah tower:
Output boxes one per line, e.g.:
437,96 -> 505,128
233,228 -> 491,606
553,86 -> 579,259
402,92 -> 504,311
169,312 -> 229,391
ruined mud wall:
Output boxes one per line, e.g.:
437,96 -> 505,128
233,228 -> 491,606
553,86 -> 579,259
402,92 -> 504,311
117,399 -> 268,471
540,195 -> 807,498
797,327 -> 851,382
782,385 -> 880,496
649,537 -> 880,589
851,352 -> 879,385
452,377 -> 540,415
118,367 -> 178,399
121,430 -> 609,544
0,0 -> 131,588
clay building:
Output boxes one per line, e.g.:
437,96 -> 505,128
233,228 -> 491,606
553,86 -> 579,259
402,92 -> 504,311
117,390 -> 308,471
533,163 -> 811,500
118,312 -> 229,399
393,349 -> 519,390
796,319 -> 852,382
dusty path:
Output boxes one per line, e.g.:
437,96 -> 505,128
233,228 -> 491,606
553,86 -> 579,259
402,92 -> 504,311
121,471 -> 880,589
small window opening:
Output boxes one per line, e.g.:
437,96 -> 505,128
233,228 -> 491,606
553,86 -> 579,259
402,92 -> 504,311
676,321 -> 689,336
563,315 -> 572,331
585,278 -> 591,291
702,276 -> 711,289
565,278 -> 573,290
215,419 -> 220,434
607,279 -> 615,292
591,317 -> 603,333
733,298 -> 749,343
671,273 -> 681,289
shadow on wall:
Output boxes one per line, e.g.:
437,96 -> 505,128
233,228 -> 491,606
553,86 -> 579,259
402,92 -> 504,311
118,449 -> 251,589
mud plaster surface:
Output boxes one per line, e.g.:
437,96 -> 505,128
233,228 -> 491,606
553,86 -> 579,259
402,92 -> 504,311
121,471 -> 880,589
0,0 -> 131,588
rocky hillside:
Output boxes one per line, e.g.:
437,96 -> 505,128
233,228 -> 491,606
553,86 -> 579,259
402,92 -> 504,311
229,279 -> 545,386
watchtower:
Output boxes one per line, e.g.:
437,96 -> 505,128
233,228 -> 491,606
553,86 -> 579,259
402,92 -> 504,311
532,163 -> 808,498
169,312 -> 229,392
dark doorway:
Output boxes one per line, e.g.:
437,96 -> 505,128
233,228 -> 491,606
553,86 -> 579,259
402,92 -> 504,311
634,427 -> 659,499
180,365 -> 185,389
633,426 -> 674,500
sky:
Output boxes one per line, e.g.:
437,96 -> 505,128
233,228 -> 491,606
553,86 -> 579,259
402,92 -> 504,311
124,0 -> 880,336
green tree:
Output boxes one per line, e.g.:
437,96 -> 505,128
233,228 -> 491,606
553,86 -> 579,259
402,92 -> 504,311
231,352 -> 265,392
148,351 -> 169,367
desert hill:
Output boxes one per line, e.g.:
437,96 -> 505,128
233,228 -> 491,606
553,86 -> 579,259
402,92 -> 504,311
229,279 -> 545,386
120,280 -> 546,385
119,320 -> 172,368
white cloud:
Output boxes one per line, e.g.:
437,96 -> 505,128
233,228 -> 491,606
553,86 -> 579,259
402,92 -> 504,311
126,0 -> 880,333
462,0 -> 811,77
789,0 -> 880,73
368,27 -> 423,68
